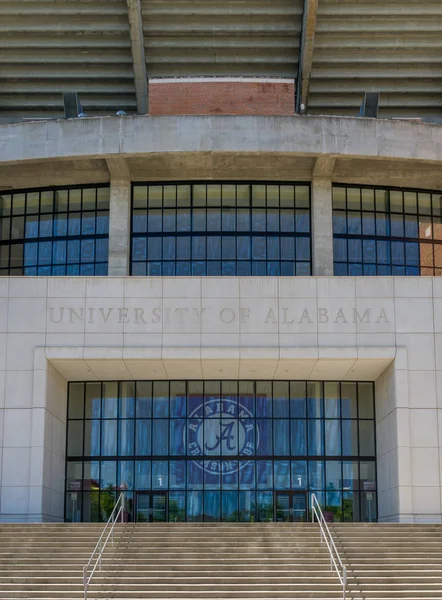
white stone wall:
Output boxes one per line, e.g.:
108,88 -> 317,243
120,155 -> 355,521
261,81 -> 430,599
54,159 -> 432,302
0,275 -> 441,522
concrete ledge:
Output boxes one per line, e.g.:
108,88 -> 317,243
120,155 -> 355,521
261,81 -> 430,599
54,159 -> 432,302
1,114 -> 441,166
40,345 -> 395,381
0,513 -> 64,523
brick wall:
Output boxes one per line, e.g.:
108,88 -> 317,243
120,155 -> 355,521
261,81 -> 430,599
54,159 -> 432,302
149,79 -> 295,116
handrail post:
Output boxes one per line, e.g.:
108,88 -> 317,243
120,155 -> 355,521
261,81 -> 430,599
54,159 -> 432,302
83,493 -> 125,600
121,492 -> 125,523
112,506 -> 115,545
311,492 -> 347,600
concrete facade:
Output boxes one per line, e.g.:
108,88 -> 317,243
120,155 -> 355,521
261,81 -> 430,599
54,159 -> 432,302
0,114 -> 441,523
1,115 -> 441,166
0,276 -> 440,523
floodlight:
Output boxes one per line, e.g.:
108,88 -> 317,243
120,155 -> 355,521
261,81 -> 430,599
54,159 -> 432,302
360,92 -> 379,118
62,92 -> 83,119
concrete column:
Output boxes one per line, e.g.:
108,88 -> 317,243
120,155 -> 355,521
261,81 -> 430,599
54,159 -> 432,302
108,178 -> 131,276
311,176 -> 334,276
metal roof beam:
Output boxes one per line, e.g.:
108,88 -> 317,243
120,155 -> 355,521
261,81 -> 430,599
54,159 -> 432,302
297,0 -> 319,113
126,0 -> 148,114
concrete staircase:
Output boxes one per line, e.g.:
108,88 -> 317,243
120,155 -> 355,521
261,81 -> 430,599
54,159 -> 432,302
0,522 -> 441,599
333,523 -> 442,599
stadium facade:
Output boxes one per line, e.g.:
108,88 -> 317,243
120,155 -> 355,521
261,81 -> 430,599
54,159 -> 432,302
0,0 -> 441,525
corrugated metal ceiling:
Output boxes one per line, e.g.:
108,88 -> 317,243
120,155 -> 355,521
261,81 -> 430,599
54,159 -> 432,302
0,0 -> 440,119
141,0 -> 302,77
309,0 -> 442,117
0,0 -> 136,117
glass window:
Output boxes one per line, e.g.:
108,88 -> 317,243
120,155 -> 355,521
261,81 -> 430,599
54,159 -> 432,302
84,421 -> 100,456
343,461 -> 359,490
152,461 -> 168,490
131,183 -> 311,276
290,420 -> 306,455
333,184 -> 442,275
169,491 -> 186,521
291,461 -> 307,490
118,420 -> 135,456
101,420 -> 117,456
102,382 -> 118,419
0,185 -> 109,275
324,383 -> 340,418
85,383 -> 101,419
307,382 -> 323,418
341,383 -> 357,419
66,380 -> 376,523
358,383 -> 374,419
273,420 -> 290,455
274,461 -> 290,490
239,462 -> 255,490
342,420 -> 359,456
359,421 -> 375,456
325,420 -> 341,456
153,382 -> 169,418
136,420 -> 152,455
67,421 -> 83,456
309,461 -> 324,490
290,382 -> 306,418
135,461 -> 151,490
69,383 -> 84,419
118,460 -> 134,490
308,420 -> 324,456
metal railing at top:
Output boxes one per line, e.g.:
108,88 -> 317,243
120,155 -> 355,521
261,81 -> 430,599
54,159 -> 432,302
83,492 -> 125,600
311,493 -> 347,600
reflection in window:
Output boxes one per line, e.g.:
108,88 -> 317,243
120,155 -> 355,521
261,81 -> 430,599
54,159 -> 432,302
66,380 -> 376,523
0,185 -> 109,275
131,183 -> 311,276
333,185 -> 442,276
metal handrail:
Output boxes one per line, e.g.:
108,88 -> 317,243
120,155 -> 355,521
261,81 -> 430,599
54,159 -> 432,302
83,492 -> 125,600
311,493 -> 347,600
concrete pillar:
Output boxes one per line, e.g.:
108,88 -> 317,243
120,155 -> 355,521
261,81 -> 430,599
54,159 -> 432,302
108,178 -> 131,276
311,176 -> 334,276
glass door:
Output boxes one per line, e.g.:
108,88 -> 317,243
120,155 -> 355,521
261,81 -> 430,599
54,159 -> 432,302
136,493 -> 151,522
275,492 -> 307,522
136,492 -> 167,522
292,493 -> 307,522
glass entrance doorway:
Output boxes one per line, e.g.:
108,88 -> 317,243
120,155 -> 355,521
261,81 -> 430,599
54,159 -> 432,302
66,379 -> 377,523
275,492 -> 307,522
136,492 -> 167,522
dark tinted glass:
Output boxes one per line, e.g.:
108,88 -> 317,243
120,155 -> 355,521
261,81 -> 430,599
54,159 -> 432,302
333,186 -> 442,276
131,183 -> 311,276
0,185 -> 109,275
66,380 -> 375,523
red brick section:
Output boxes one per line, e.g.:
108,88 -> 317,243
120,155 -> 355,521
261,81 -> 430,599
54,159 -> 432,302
149,80 -> 295,116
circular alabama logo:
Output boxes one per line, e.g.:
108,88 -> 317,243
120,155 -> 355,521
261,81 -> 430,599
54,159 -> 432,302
187,398 -> 259,475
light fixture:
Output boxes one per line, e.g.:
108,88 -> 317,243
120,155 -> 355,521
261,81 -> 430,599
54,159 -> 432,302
360,92 -> 380,118
62,92 -> 83,119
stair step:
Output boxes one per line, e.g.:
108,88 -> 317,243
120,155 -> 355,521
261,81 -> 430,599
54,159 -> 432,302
0,523 -> 442,600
